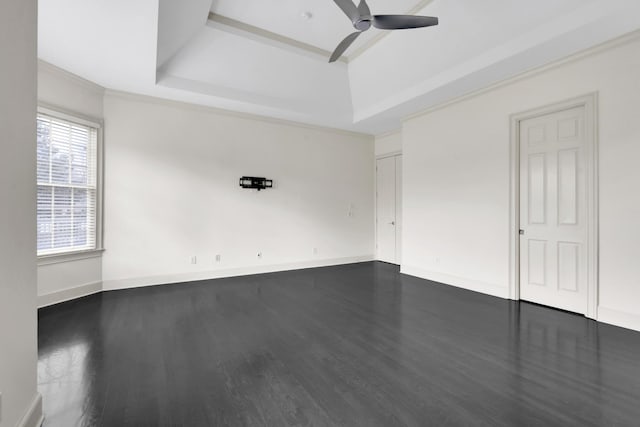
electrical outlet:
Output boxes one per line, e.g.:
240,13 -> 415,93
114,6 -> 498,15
215,254 -> 221,262
313,247 -> 318,256
190,256 -> 197,265
257,252 -> 263,259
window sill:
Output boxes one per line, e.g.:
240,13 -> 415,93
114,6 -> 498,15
38,248 -> 105,266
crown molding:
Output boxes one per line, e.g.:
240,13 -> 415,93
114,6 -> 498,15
38,59 -> 106,94
375,128 -> 402,139
104,89 -> 374,139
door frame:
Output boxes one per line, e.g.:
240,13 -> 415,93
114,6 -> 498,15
509,93 -> 599,319
375,151 -> 402,264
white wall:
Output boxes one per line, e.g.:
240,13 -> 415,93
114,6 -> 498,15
102,93 -> 374,289
0,0 -> 41,426
37,256 -> 102,307
402,34 -> 640,331
37,61 -> 104,306
375,131 -> 402,157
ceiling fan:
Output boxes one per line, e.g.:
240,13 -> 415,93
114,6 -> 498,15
329,0 -> 439,62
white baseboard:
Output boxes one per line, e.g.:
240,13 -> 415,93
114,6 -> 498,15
102,255 -> 375,291
597,306 -> 640,333
38,281 -> 103,308
17,393 -> 43,427
400,264 -> 510,299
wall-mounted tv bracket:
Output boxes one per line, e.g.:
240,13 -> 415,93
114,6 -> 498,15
239,176 -> 273,191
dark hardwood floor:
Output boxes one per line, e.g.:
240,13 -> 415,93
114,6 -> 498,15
38,262 -> 640,426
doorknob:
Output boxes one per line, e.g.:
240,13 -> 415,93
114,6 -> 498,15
389,221 -> 395,226
519,229 -> 525,235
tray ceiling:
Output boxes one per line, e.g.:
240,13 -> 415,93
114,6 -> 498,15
38,0 -> 640,134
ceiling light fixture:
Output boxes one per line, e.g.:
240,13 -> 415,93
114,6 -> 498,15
329,0 -> 439,62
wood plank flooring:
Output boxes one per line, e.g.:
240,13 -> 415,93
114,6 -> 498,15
38,262 -> 640,426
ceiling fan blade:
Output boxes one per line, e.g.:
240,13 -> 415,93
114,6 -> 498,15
373,15 -> 439,30
329,31 -> 362,63
358,0 -> 371,17
332,0 -> 360,22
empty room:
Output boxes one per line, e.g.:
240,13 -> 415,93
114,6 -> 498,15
2,0 -> 640,426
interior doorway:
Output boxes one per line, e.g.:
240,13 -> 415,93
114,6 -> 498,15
510,94 -> 598,317
376,154 -> 402,265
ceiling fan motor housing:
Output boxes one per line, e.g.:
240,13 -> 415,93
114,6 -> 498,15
354,17 -> 372,31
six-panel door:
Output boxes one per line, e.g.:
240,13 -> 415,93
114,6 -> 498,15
519,106 -> 588,314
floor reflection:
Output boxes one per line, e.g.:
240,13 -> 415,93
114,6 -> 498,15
39,295 -> 105,427
38,263 -> 640,427
38,342 -> 89,426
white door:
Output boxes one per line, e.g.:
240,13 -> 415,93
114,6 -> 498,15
520,106 -> 588,314
395,156 -> 402,264
376,155 -> 402,264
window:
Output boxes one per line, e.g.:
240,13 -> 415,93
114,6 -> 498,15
37,109 -> 101,256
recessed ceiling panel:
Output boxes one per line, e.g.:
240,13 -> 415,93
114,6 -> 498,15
158,26 -> 354,125
210,0 -> 424,53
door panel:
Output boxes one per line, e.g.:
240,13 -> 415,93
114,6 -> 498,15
558,149 -> 578,225
528,154 -> 547,225
376,156 -> 396,264
520,106 -> 588,314
527,240 -> 547,286
558,242 -> 579,292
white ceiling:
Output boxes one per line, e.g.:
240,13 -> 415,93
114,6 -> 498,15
210,0 -> 425,53
159,26 -> 354,127
38,0 -> 640,135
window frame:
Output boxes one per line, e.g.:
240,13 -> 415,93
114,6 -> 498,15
36,104 -> 104,264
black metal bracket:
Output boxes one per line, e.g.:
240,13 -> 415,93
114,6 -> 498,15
239,176 -> 273,191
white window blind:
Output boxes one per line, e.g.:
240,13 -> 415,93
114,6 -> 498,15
37,112 -> 99,256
